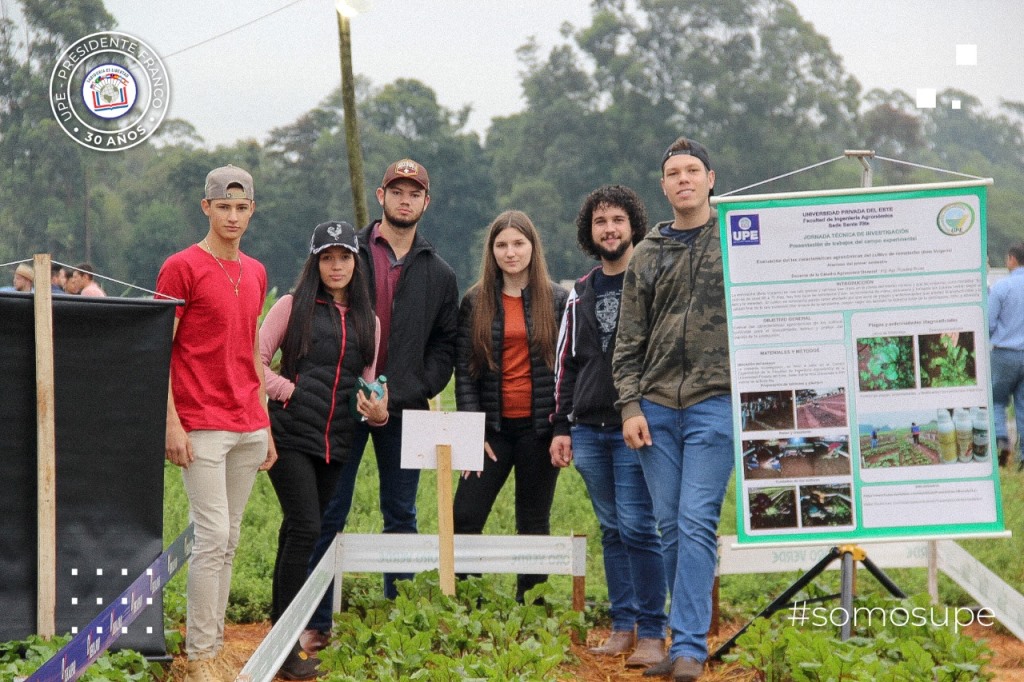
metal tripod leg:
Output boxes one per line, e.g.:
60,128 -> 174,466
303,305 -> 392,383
711,546 -> 840,659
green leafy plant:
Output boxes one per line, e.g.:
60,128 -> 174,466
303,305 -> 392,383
726,594 -> 994,681
858,336 -> 916,391
0,634 -> 161,681
922,334 -> 976,388
317,572 -> 584,681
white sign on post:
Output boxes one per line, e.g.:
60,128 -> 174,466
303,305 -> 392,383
400,410 -> 486,470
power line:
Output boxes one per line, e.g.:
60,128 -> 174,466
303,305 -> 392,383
162,0 -> 313,60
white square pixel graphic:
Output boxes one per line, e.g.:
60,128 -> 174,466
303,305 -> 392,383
916,88 -> 937,108
956,44 -> 977,66
952,99 -> 962,110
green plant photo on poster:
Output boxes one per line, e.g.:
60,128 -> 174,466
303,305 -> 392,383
920,332 -> 977,388
858,336 -> 916,391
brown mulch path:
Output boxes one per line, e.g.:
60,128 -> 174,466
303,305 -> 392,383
165,620 -> 1024,681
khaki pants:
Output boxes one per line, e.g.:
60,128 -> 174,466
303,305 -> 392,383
181,429 -> 267,659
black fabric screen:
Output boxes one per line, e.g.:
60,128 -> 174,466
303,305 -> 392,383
0,292 -> 177,655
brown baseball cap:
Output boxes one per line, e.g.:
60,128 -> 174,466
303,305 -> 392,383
381,158 -> 429,192
205,164 -> 254,200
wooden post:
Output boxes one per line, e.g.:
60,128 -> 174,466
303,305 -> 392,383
572,576 -> 585,612
710,576 -> 720,637
33,254 -> 57,639
435,444 -> 456,595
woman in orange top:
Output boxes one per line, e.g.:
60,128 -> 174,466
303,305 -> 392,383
453,209 -> 568,602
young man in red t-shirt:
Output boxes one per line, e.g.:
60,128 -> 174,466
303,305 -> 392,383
157,165 -> 279,682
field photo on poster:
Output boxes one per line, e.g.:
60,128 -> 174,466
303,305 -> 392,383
742,436 -> 851,481
795,387 -> 847,429
740,390 -> 795,431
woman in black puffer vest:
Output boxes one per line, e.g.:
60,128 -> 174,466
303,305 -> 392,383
453,209 -> 568,602
259,221 -> 388,680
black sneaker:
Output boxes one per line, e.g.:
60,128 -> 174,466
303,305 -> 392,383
278,644 -> 321,680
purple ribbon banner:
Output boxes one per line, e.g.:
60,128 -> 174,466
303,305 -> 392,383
26,524 -> 194,682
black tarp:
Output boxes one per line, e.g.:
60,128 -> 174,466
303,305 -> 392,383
0,292 -> 176,654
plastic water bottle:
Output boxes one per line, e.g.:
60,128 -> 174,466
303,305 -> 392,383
350,375 -> 387,421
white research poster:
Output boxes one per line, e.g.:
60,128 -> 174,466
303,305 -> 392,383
716,180 -> 1006,545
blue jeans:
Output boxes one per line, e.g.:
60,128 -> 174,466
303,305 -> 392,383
637,395 -> 734,662
307,417 -> 420,631
571,424 -> 667,640
453,417 -> 559,602
991,347 -> 1024,460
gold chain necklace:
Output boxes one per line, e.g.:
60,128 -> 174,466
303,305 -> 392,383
202,238 -> 243,296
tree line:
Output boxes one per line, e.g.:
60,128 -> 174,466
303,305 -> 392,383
2,0 -> 1023,295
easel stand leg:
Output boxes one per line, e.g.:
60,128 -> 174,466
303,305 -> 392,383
839,548 -> 856,640
711,545 -> 906,660
712,547 -> 840,658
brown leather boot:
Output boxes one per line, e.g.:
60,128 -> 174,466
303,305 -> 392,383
213,648 -> 239,682
626,637 -> 666,667
642,654 -> 672,677
671,656 -> 705,682
183,658 -> 222,682
588,629 -> 635,655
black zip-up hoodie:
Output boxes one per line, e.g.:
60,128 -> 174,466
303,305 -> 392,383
551,267 -> 623,436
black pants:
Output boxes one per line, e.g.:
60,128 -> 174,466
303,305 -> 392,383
452,417 -> 560,601
267,447 -> 343,623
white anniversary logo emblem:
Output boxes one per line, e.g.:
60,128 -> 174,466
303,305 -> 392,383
49,31 -> 170,152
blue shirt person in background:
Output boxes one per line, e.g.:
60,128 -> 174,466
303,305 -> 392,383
988,241 -> 1024,469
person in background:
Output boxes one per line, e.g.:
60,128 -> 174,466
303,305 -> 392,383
453,209 -> 567,602
260,220 -> 387,680
62,266 -> 79,293
612,137 -> 733,682
51,263 -> 66,293
4,263 -> 34,292
302,158 -> 458,654
156,164 -> 277,682
989,241 -> 1024,469
68,263 -> 106,296
550,185 -> 667,668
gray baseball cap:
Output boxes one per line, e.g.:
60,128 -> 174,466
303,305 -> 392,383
205,164 -> 254,200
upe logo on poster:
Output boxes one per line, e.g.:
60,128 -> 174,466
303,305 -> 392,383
49,31 -> 170,152
730,214 -> 761,246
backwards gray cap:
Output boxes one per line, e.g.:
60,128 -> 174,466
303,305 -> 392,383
205,164 -> 254,200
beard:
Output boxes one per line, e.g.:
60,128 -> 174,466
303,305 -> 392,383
594,238 -> 630,263
383,203 -> 423,230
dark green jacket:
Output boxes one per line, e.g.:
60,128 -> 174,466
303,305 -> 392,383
612,215 -> 731,420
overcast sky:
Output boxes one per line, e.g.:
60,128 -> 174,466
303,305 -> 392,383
92,0 -> 1024,148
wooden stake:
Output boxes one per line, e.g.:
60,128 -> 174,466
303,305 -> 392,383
33,254 -> 56,639
435,444 -> 456,595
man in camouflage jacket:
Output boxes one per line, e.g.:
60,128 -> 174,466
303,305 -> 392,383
612,137 -> 733,682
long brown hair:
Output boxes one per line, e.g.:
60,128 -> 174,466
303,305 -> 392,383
468,209 -> 557,376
